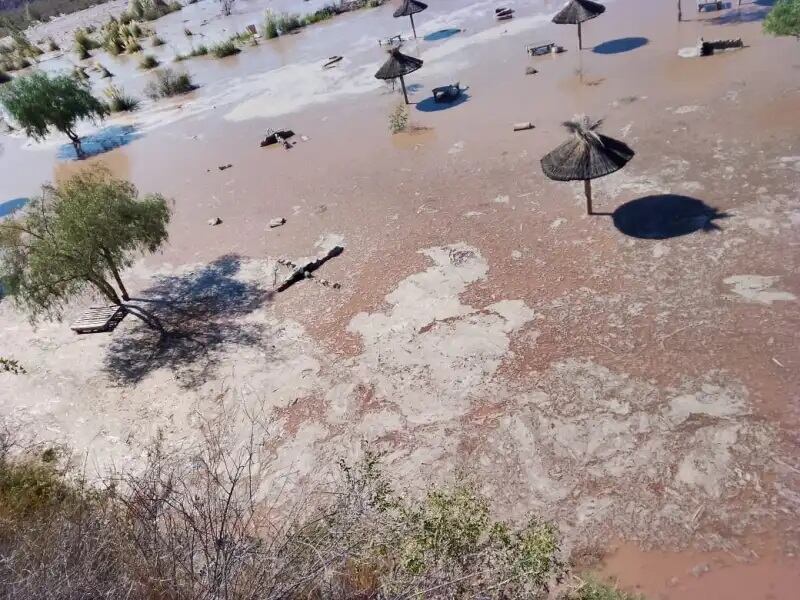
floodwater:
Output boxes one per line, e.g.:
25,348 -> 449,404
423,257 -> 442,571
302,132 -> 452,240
2,0 -> 800,597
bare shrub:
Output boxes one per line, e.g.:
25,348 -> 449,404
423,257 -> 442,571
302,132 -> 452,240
0,420 -> 571,600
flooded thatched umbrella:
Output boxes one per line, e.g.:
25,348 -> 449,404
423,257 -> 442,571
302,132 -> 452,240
393,0 -> 428,39
552,0 -> 606,50
540,116 -> 634,215
375,47 -> 423,104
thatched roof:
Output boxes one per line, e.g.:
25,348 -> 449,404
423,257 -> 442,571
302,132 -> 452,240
541,117 -> 634,181
374,48 -> 423,80
552,0 -> 606,25
394,0 -> 428,18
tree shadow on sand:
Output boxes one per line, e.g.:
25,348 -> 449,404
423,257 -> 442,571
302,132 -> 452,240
103,255 -> 272,389
57,125 -> 142,160
606,195 -> 729,239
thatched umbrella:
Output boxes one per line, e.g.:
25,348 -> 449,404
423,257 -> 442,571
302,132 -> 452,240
540,116 -> 634,215
375,47 -> 423,104
394,0 -> 428,39
552,0 -> 606,50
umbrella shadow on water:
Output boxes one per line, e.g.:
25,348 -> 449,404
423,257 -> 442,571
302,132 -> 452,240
103,254 -> 273,389
416,92 -> 470,112
423,28 -> 462,42
603,195 -> 729,239
592,37 -> 648,54
57,124 -> 142,160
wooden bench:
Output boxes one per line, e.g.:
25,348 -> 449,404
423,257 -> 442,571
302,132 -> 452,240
70,305 -> 126,334
697,1 -> 723,11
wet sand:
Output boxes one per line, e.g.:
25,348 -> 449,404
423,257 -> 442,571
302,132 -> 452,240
2,0 -> 800,597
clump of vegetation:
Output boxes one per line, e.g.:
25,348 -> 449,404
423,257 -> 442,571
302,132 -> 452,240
104,85 -> 140,112
174,44 -> 208,61
46,37 -> 60,52
139,54 -> 160,69
210,40 -> 240,58
151,34 -> 165,46
95,63 -> 114,78
563,577 -> 644,600
184,27 -> 193,36
73,28 -> 101,59
389,103 -> 409,133
0,167 -> 170,319
72,65 -> 89,81
764,0 -> 800,38
124,0 -> 182,23
304,5 -> 337,25
144,67 -> 196,99
125,37 -> 143,53
0,357 -> 26,374
0,71 -> 108,158
262,11 -> 304,38
0,433 -> 574,600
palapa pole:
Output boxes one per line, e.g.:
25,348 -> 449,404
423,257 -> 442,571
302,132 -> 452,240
399,75 -> 409,104
410,14 -> 417,39
584,179 -> 593,215
578,21 -> 583,50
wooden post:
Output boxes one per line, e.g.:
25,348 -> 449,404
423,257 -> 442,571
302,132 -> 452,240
578,21 -> 583,50
410,14 -> 417,39
399,75 -> 409,104
677,0 -> 682,22
584,179 -> 593,215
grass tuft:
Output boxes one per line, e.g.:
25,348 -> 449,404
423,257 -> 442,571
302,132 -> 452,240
144,67 -> 196,99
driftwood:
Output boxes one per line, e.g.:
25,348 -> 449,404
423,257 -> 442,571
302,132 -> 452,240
276,246 -> 344,292
261,129 -> 295,149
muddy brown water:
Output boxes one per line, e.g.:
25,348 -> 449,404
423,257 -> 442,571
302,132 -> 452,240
2,0 -> 800,597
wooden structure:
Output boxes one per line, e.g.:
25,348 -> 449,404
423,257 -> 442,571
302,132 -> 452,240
526,41 -> 560,56
540,116 -> 635,215
552,0 -> 606,50
375,47 -> 424,105
70,305 -> 127,334
393,0 -> 428,39
697,0 -> 723,11
378,34 -> 405,47
261,129 -> 295,148
432,83 -> 462,103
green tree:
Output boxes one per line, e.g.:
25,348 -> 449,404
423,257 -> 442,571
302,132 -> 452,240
764,0 -> 800,38
0,168 -> 170,328
0,71 -> 108,159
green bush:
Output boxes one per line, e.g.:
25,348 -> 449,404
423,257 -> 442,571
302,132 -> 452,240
764,0 -> 800,38
144,67 -> 196,98
563,577 -> 644,600
139,54 -> 160,69
210,40 -> 240,58
388,103 -> 408,133
104,84 -> 139,112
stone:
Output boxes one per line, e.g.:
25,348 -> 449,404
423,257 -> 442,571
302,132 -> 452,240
208,217 -> 222,226
691,563 -> 711,577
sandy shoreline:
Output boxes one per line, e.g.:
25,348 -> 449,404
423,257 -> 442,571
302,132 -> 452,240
2,0 -> 800,597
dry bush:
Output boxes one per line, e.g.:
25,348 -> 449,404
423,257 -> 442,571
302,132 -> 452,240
0,417 -> 585,600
